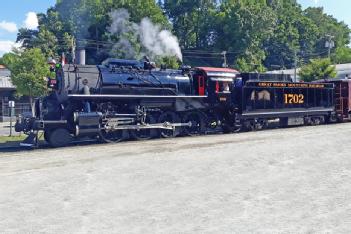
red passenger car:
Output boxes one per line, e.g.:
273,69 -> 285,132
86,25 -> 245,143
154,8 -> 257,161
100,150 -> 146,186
326,79 -> 351,121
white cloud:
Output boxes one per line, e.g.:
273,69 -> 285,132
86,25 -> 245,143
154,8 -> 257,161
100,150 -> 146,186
24,12 -> 39,30
0,40 -> 21,55
0,21 -> 18,33
314,0 -> 320,4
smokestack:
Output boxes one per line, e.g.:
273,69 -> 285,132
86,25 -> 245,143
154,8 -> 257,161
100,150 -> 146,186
76,48 -> 86,65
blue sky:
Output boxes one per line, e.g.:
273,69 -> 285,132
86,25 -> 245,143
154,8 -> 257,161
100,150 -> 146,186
298,0 -> 351,26
0,0 -> 55,55
0,0 -> 350,56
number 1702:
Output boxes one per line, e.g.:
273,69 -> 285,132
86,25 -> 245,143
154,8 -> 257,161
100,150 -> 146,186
284,94 -> 304,104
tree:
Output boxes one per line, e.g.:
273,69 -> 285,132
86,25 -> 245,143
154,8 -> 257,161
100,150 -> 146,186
16,9 -> 73,58
214,0 -> 275,69
298,58 -> 337,82
163,0 -> 217,49
235,57 -> 266,73
2,49 -> 50,106
304,7 -> 351,57
264,0 -> 319,69
0,52 -> 20,70
53,0 -> 170,63
17,0 -> 171,64
332,47 -> 351,64
156,56 -> 180,69
16,28 -> 39,49
14,0 -> 351,70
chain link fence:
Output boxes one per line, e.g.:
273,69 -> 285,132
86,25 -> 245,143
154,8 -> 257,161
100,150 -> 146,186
1,103 -> 32,117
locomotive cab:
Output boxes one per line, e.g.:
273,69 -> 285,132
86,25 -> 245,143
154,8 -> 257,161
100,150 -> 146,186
193,67 -> 239,105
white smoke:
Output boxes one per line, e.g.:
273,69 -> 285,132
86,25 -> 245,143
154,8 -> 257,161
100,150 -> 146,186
140,18 -> 182,61
109,9 -> 137,35
109,9 -> 183,61
108,9 -> 140,59
111,38 -> 137,59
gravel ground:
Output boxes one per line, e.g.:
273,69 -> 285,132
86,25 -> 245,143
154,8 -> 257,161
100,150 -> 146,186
1,123 -> 351,233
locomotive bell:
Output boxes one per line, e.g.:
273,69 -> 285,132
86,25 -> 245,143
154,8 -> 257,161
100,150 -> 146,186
143,56 -> 156,70
181,65 -> 192,75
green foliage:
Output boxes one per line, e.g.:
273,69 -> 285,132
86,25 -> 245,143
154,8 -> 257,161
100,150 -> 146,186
16,28 -> 38,49
17,0 -> 170,64
215,0 -> 275,69
298,58 -> 337,82
15,0 -> 351,71
17,10 -> 73,59
55,0 -> 170,63
155,56 -> 180,69
0,53 -> 20,71
304,7 -> 350,55
235,57 -> 266,73
163,0 -> 217,49
332,47 -> 351,64
264,0 -> 319,69
164,0 -> 351,70
2,49 -> 50,101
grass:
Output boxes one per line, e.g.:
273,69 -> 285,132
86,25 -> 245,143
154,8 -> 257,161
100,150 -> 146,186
0,135 -> 27,144
0,133 -> 47,149
0,135 -> 28,149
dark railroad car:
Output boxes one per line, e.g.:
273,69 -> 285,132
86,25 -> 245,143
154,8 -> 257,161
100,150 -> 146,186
324,79 -> 351,121
235,73 -> 335,127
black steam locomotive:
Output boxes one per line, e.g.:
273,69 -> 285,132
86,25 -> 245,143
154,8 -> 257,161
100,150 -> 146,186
15,58 -> 338,147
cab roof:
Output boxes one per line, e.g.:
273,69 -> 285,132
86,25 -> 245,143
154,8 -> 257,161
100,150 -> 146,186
195,67 -> 239,78
195,67 -> 239,73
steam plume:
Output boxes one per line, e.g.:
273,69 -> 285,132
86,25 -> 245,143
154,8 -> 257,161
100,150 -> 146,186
140,18 -> 182,61
109,9 -> 182,61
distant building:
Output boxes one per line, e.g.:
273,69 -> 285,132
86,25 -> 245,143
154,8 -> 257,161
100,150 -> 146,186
333,63 -> 351,79
0,65 -> 30,122
268,63 -> 351,81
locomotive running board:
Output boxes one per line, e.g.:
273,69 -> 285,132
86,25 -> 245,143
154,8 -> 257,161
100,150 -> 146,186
241,108 -> 334,117
68,94 -> 208,99
105,122 -> 192,131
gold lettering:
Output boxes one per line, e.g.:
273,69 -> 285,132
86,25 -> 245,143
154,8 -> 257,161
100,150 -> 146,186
284,94 -> 305,104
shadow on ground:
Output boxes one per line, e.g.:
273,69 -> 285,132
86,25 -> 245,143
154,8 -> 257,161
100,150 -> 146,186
0,139 -> 104,153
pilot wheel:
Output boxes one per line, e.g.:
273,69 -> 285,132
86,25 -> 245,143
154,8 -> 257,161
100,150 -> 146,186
47,128 -> 73,148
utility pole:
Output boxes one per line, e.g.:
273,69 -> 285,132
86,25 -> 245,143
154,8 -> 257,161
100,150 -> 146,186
221,51 -> 228,68
61,52 -> 66,66
71,38 -> 76,64
96,27 -> 99,54
8,101 -> 15,137
294,50 -> 297,82
325,34 -> 335,58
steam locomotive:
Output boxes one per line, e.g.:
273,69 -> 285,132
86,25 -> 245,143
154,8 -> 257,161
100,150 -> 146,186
15,57 -> 349,147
